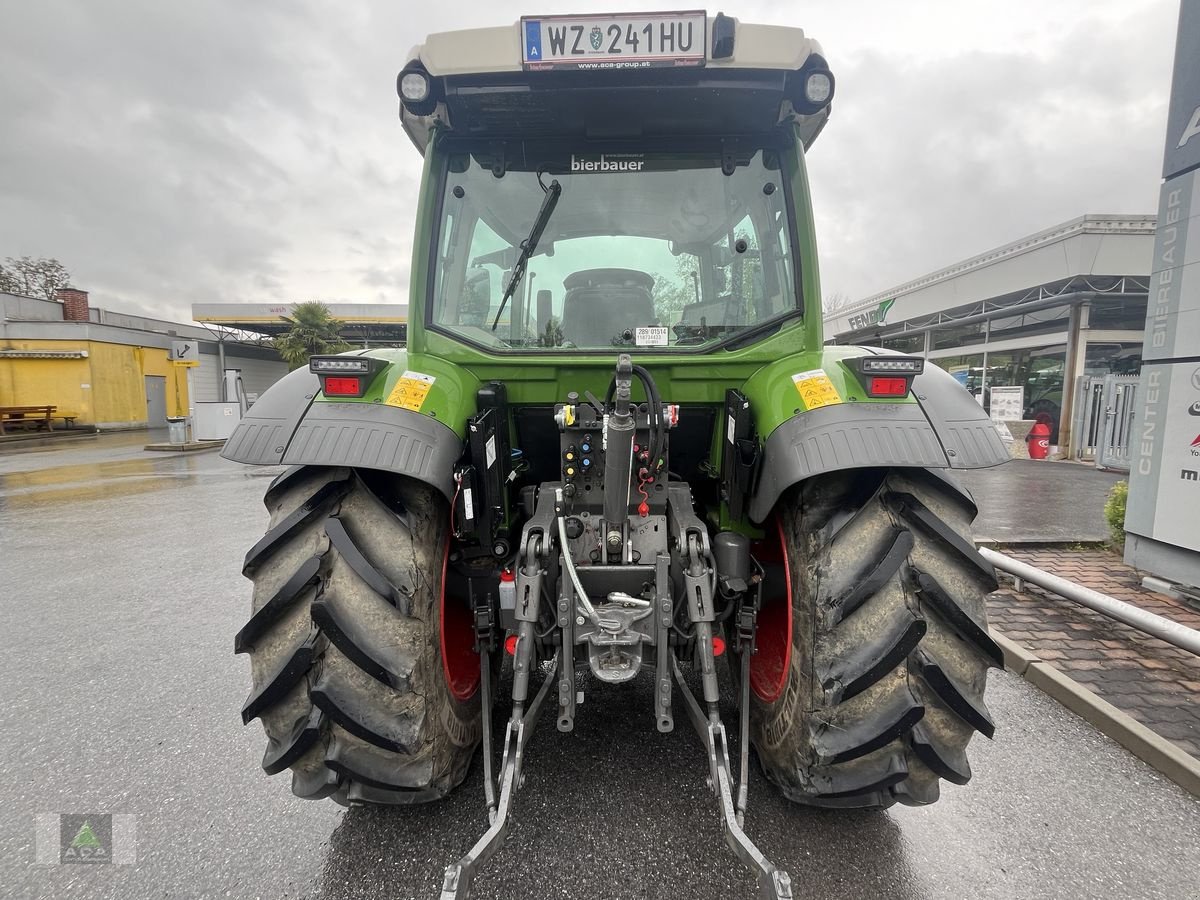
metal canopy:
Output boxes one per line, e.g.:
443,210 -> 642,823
191,303 -> 409,344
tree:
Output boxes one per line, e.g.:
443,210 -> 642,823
823,291 -> 851,315
0,256 -> 71,300
272,301 -> 351,370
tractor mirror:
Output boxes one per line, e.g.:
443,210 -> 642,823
462,267 -> 493,327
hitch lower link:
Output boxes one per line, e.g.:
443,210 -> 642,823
440,531 -> 555,900
673,530 -> 793,900
440,526 -> 791,900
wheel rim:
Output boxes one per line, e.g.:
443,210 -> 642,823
750,516 -> 792,703
439,540 -> 480,701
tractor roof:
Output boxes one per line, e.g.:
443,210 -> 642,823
398,14 -> 833,154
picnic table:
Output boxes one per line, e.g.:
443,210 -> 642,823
0,405 -> 57,435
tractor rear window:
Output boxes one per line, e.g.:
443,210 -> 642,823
429,145 -> 800,351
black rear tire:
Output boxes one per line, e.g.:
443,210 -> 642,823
236,466 -> 481,804
749,467 -> 1002,808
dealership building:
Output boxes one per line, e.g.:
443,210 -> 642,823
824,214 -> 1155,453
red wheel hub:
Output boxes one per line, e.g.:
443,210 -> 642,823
439,540 -> 480,701
749,517 -> 793,703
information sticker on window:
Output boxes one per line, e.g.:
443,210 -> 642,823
791,370 -> 842,410
635,326 -> 669,347
386,370 -> 436,412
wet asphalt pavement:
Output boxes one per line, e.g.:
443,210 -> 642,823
1,436 -> 1196,900
959,460 -> 1124,544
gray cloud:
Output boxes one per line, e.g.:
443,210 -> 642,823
808,1 -> 1176,299
0,0 -> 1180,322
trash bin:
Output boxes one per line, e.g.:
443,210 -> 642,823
167,417 -> 188,445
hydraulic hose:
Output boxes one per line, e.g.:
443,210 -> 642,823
556,489 -> 599,624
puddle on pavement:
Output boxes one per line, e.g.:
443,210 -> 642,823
0,454 -> 285,508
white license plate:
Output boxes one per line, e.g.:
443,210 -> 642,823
522,11 -> 707,71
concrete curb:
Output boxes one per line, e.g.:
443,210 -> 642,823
990,628 -> 1200,799
990,630 -> 1038,676
144,440 -> 225,453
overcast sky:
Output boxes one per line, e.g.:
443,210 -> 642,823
0,0 -> 1181,322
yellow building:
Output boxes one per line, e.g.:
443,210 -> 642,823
1,289 -> 286,430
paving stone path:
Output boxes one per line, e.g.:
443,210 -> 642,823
987,547 -> 1200,758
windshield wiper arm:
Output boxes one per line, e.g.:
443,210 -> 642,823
492,179 -> 562,331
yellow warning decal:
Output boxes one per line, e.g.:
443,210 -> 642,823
791,369 -> 842,410
385,370 -> 436,412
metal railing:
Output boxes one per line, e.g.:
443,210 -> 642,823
981,548 -> 1200,656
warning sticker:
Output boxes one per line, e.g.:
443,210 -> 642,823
385,370 -> 436,411
635,326 -> 669,347
791,370 -> 842,410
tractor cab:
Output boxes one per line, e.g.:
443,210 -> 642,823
396,12 -> 834,358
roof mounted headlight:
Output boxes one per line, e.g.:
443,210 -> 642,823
788,57 -> 836,115
401,72 -> 430,103
396,63 -> 438,117
804,71 -> 833,105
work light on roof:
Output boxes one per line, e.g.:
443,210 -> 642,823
400,71 -> 431,104
804,71 -> 833,105
396,63 -> 438,117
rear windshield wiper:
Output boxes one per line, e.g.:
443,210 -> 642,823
492,179 -> 562,331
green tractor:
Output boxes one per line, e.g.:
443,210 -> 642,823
224,12 -> 1008,898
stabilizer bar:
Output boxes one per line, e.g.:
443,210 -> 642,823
672,658 -> 793,900
439,652 -> 560,900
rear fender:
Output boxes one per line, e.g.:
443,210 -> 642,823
221,351 -> 478,501
742,350 -> 1007,523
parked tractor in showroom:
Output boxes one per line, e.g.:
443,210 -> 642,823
223,12 -> 1008,898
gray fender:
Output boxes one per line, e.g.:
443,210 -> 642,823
221,367 -> 462,501
747,364 -> 1008,523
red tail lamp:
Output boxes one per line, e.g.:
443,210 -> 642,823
867,376 -> 909,397
712,635 -> 726,657
846,354 -> 925,399
323,376 -> 362,395
309,355 -> 387,399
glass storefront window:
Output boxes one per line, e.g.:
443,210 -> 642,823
981,344 -> 1067,443
934,353 -> 986,396
986,303 -> 1070,342
1085,341 -> 1142,375
881,332 -> 924,354
1089,297 -> 1148,331
931,320 -> 986,350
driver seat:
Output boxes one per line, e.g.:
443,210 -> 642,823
560,268 -> 656,346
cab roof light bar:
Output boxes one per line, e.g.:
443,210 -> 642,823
846,355 -> 925,398
309,356 -> 387,399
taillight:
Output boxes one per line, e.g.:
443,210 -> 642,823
867,376 -> 909,397
310,355 -> 387,398
323,376 -> 362,395
846,354 -> 924,399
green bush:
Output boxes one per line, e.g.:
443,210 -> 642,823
1104,481 -> 1128,546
